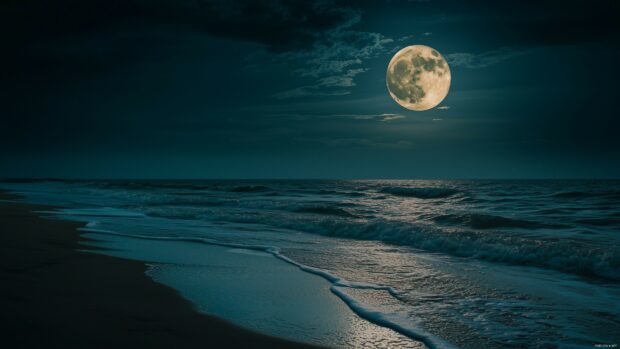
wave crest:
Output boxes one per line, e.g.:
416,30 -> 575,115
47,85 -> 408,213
281,218 -> 620,281
551,190 -> 620,200
433,213 -> 566,230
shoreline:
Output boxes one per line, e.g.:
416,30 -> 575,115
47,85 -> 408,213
0,191 -> 318,348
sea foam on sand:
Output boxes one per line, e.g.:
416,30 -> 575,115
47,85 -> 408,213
80,231 -> 425,349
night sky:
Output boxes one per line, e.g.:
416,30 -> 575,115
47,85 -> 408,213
2,0 -> 619,179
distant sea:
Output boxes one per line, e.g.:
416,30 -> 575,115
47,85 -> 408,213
3,179 -> 619,348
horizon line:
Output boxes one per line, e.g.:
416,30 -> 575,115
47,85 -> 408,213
2,177 -> 619,182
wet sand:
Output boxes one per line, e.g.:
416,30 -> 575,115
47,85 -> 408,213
0,191 -> 318,348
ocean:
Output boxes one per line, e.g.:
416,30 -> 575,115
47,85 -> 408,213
2,179 -> 619,348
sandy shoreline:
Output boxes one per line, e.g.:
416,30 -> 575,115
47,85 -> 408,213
0,191 -> 318,348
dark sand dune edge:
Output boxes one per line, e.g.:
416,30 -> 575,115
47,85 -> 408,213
0,191 -> 320,349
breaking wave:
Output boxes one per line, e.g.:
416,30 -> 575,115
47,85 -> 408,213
432,213 -> 568,230
551,190 -> 620,200
273,218 -> 620,281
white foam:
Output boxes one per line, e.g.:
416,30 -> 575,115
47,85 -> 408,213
331,286 -> 457,349
77,226 -> 453,349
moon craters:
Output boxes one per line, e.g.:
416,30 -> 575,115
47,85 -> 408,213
386,45 -> 451,111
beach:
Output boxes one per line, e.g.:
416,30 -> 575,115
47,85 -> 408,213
0,191 -> 317,349
1,180 -> 619,348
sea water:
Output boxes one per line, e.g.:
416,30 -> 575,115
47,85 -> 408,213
2,179 -> 619,348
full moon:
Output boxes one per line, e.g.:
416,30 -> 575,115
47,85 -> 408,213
386,45 -> 451,111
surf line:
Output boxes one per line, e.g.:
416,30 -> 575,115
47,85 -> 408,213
76,224 -> 456,349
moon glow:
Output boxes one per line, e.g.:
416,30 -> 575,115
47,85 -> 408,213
386,45 -> 451,111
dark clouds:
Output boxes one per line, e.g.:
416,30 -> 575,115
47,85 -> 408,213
2,0 -> 387,99
370,0 -> 619,46
2,0 -> 356,50
3,0 -> 617,86
445,48 -> 528,69
273,27 -> 393,98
